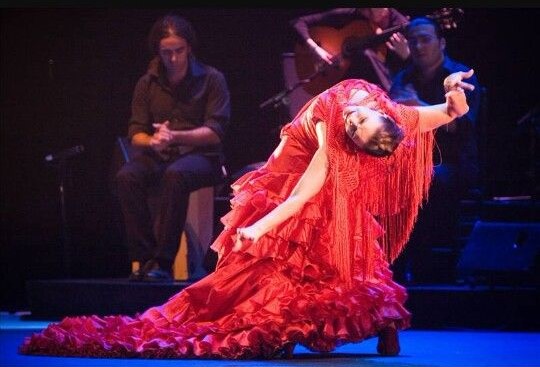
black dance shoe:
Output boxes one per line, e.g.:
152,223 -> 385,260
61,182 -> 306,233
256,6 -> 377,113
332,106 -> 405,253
377,324 -> 400,356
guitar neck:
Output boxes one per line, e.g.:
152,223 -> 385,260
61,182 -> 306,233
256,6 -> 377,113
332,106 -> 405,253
359,8 -> 462,47
355,23 -> 408,49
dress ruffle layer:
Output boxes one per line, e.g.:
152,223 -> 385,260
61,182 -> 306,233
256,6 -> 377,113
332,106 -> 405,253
21,167 -> 410,359
214,167 -> 326,262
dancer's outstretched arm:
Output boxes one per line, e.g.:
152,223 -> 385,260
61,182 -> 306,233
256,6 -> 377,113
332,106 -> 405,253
415,69 -> 475,132
233,121 -> 328,252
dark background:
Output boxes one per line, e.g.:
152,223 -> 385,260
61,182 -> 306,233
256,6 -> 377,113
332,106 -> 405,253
1,8 -> 539,311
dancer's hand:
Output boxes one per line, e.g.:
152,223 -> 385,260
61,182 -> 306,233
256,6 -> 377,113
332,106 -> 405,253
443,69 -> 474,119
443,69 -> 475,93
233,225 -> 263,252
445,89 -> 469,119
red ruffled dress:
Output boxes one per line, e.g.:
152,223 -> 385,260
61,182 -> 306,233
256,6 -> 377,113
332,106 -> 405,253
20,79 -> 434,359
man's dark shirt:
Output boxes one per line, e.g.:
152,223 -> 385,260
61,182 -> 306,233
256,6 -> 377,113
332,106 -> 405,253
128,56 -> 231,157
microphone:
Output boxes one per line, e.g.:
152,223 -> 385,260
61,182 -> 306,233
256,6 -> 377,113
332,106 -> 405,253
45,145 -> 85,163
48,58 -> 55,81
259,89 -> 289,110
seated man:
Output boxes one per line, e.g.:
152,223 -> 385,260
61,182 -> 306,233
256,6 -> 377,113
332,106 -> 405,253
116,14 -> 231,282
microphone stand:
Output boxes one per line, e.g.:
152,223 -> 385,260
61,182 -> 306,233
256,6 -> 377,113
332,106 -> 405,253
259,66 -> 326,110
259,78 -> 308,110
45,145 -> 85,278
57,156 -> 72,278
516,105 -> 539,199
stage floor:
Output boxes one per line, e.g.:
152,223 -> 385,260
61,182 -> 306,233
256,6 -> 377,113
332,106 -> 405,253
1,312 -> 539,367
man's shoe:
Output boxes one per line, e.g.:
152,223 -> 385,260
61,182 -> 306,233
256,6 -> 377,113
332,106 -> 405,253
143,268 -> 173,282
128,269 -> 144,281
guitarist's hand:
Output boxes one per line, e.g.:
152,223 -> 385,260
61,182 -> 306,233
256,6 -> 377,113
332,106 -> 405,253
306,38 -> 334,66
386,32 -> 410,60
313,45 -> 335,66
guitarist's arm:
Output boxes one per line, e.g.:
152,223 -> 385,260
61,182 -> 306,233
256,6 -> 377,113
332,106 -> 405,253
381,9 -> 411,73
290,8 -> 357,42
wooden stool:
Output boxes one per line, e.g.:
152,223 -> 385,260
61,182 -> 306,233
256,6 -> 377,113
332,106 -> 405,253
138,186 -> 215,280
173,186 -> 215,280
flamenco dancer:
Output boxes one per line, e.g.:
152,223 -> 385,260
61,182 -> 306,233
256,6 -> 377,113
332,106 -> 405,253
21,68 -> 474,359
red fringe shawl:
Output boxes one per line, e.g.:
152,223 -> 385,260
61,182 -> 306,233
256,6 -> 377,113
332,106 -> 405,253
305,79 -> 434,286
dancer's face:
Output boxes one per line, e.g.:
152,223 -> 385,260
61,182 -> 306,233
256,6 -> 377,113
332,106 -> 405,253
343,106 -> 385,149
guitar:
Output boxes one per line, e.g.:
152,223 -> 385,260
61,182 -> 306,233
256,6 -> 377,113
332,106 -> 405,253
294,8 -> 464,96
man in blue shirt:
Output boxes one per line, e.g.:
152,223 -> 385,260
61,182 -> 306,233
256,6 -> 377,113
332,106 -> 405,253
389,17 -> 482,283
